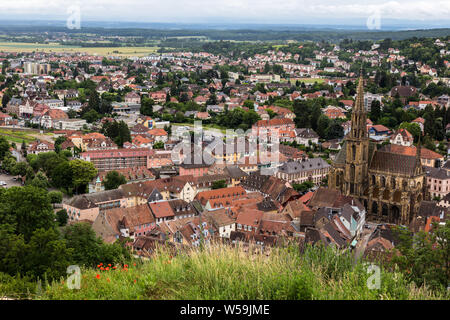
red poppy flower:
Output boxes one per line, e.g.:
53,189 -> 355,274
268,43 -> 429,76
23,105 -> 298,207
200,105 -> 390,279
105,267 -> 109,271
96,274 -> 100,279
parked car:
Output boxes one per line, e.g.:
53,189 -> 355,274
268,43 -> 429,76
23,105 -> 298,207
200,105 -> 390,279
0,181 -> 7,186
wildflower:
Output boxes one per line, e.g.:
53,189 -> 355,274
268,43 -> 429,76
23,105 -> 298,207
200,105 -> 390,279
133,263 -> 136,266
124,264 -> 128,268
105,267 -> 109,271
113,266 -> 117,270
108,264 -> 111,267
134,279 -> 137,283
107,278 -> 110,282
96,274 -> 100,279
99,263 -> 103,266
100,267 -> 104,271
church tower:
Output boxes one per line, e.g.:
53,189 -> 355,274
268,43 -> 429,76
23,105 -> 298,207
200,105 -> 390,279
342,71 -> 370,197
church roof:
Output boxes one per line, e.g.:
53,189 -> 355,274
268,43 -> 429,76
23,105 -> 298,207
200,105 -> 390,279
369,150 -> 420,175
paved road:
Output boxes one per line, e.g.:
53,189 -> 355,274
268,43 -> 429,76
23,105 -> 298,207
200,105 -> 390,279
353,224 -> 376,264
0,173 -> 23,189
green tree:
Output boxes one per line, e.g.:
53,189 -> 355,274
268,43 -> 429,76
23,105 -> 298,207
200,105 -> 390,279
48,191 -> 63,204
69,160 -> 98,194
0,136 -> 10,161
392,222 -> 450,292
153,141 -> 165,149
30,171 -> 49,189
0,186 -> 56,241
103,171 -> 127,190
62,222 -> 130,267
212,180 -> 227,189
56,209 -> 68,227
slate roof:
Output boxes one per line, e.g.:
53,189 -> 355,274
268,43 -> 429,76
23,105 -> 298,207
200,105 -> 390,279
278,158 -> 330,174
369,150 -> 419,175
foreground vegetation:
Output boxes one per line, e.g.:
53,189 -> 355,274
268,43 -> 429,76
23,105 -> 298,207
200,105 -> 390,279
0,243 -> 442,300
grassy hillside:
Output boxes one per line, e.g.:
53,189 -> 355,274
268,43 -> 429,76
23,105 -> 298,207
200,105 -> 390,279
25,243 -> 446,300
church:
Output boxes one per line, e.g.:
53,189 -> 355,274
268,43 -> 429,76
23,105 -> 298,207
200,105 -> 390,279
328,72 -> 428,225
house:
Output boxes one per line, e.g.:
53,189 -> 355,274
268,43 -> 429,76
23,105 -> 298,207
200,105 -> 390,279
63,189 -> 128,222
80,148 -> 154,171
149,199 -> 198,224
295,128 -> 319,146
92,203 -> 156,243
124,91 -> 141,104
0,112 -> 15,126
412,117 -> 425,133
195,186 -> 247,210
390,85 -> 417,103
322,106 -> 346,119
368,124 -> 391,140
390,128 -> 414,147
202,208 -> 236,238
40,109 -> 69,129
424,166 -> 450,199
27,140 -> 55,155
276,158 -> 330,185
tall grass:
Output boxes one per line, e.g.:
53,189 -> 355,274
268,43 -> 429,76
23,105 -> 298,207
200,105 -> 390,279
21,243 -> 447,300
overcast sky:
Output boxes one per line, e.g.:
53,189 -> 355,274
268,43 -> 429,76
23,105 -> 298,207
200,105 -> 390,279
2,0 -> 450,25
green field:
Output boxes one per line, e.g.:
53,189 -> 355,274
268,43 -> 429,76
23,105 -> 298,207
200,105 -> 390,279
0,128 -> 54,144
0,42 -> 159,57
289,77 -> 325,84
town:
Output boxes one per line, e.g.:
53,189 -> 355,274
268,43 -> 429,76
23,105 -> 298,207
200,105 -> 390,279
0,27 -> 449,300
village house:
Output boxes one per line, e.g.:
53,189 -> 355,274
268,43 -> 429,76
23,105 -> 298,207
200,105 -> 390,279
276,158 -> 331,185
63,189 -> 128,222
27,140 -> 55,155
389,128 -> 414,147
92,203 -> 156,243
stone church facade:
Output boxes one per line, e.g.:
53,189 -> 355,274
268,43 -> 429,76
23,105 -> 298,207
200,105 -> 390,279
328,73 -> 428,225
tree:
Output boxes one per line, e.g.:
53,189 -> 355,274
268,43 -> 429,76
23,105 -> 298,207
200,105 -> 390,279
212,180 -> 227,189
50,161 -> 73,191
293,180 -> 314,193
69,160 -> 98,194
30,171 -> 49,189
317,115 -> 330,139
103,171 -> 127,190
326,120 -> 344,140
0,186 -> 56,241
153,141 -> 165,149
391,221 -> 450,292
87,90 -> 101,114
82,109 -> 100,123
56,209 -> 68,226
0,136 -> 10,161
370,100 -> 381,123
11,161 -> 29,177
62,222 -> 130,268
49,191 -> 63,204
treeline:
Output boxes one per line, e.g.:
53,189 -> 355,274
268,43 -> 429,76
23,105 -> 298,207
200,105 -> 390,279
1,25 -> 449,42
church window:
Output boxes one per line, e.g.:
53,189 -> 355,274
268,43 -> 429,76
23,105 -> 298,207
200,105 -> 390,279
352,145 -> 356,161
